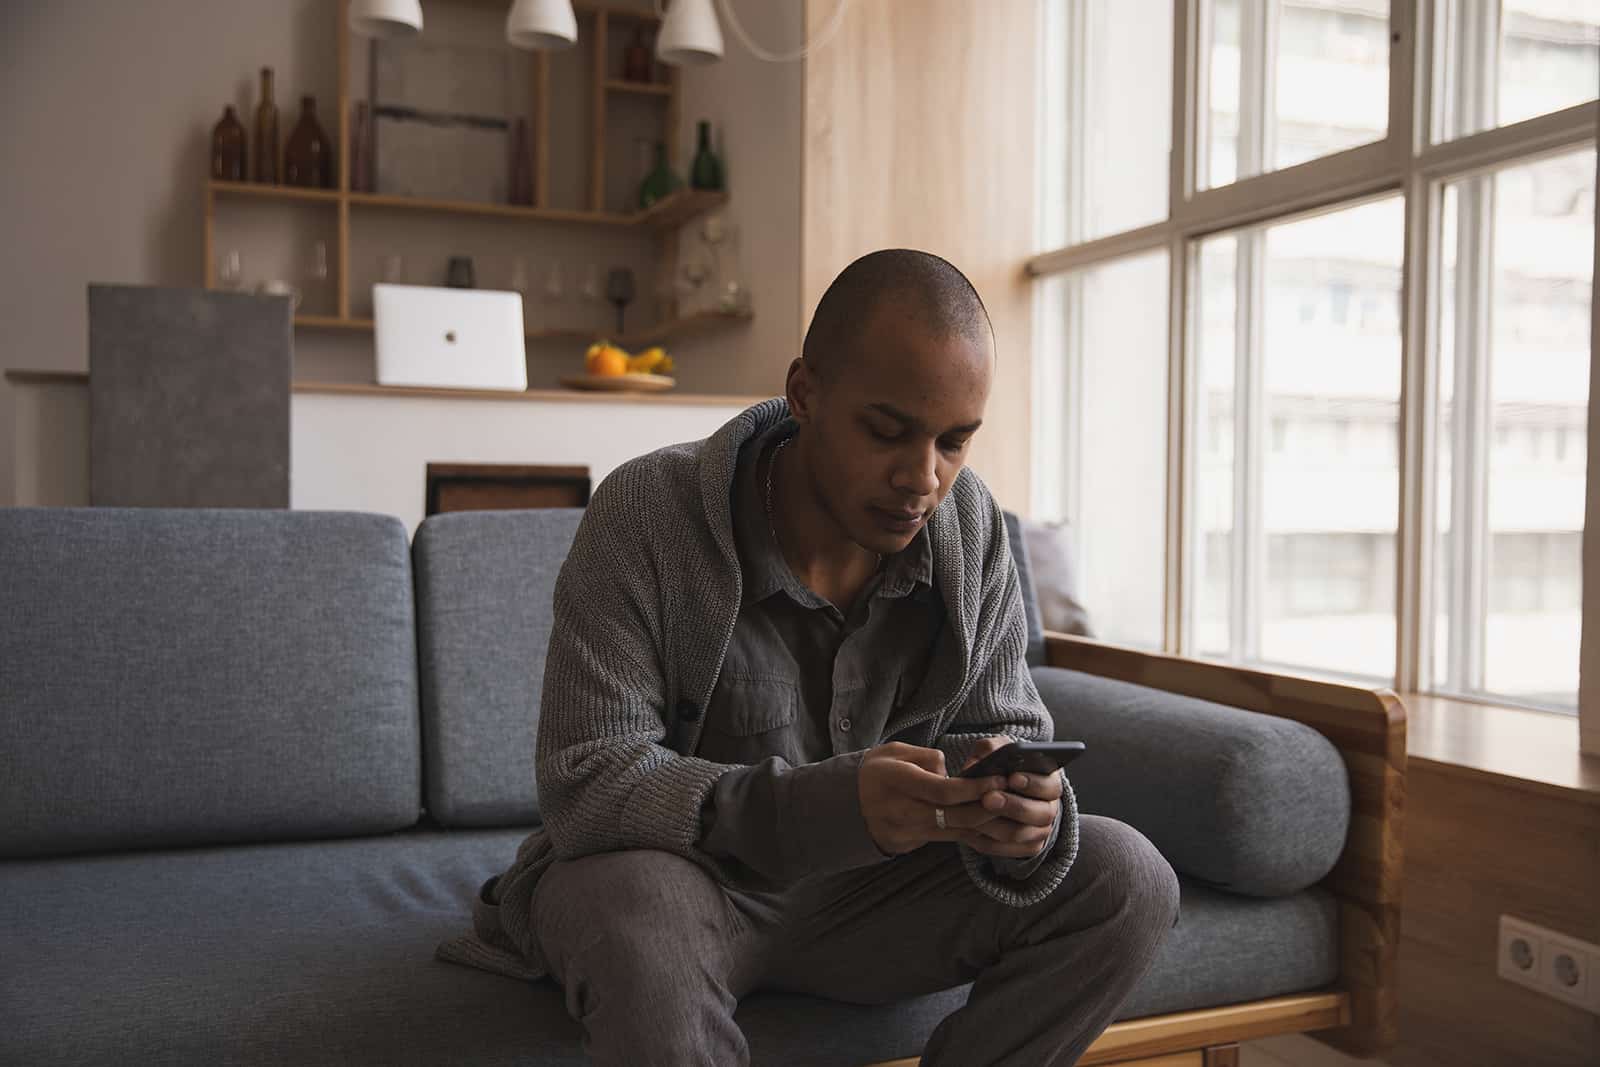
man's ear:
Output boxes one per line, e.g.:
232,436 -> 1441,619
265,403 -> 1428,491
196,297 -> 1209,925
785,357 -> 815,424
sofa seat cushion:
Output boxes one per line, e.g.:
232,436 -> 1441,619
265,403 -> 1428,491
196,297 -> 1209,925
1033,666 -> 1352,897
1,829 -> 1339,1066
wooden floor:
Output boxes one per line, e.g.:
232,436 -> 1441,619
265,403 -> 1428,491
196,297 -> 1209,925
1241,1034 -> 1393,1067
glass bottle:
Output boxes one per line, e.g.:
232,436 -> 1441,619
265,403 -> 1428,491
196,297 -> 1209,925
253,67 -> 280,184
350,101 -> 373,193
623,26 -> 652,82
304,240 -> 330,312
638,142 -> 682,209
284,96 -> 331,188
508,118 -> 533,205
690,120 -> 723,191
210,106 -> 247,181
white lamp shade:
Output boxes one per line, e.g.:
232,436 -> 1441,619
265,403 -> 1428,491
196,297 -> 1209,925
506,0 -> 578,51
657,0 -> 723,66
348,0 -> 423,39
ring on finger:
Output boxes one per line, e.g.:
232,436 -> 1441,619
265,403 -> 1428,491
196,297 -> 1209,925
934,807 -> 946,830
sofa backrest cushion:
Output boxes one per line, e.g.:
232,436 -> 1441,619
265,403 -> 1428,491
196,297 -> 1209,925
0,508 -> 422,859
1001,510 -> 1046,668
1032,665 -> 1351,897
412,508 -> 583,828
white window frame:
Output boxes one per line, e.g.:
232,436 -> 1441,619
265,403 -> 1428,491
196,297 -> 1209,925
1028,0 -> 1600,746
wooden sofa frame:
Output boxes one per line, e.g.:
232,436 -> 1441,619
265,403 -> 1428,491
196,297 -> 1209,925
866,632 -> 1406,1067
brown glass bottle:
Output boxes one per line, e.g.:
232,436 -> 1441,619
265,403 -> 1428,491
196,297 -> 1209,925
284,95 -> 331,188
210,105 -> 247,181
253,67 -> 280,184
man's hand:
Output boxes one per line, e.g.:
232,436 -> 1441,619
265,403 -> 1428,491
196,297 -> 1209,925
957,735 -> 1064,860
858,743 -> 1010,855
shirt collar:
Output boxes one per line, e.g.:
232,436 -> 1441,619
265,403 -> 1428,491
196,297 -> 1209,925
732,423 -> 935,609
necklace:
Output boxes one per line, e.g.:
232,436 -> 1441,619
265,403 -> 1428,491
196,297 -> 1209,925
764,434 -> 883,574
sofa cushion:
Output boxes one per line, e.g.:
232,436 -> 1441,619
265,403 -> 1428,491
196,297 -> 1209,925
0,831 -> 1338,1066
1001,510 -> 1047,668
413,509 -> 584,827
0,508 -> 421,859
1033,666 -> 1351,897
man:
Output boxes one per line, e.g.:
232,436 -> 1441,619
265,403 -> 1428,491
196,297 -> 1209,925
439,250 -> 1180,1065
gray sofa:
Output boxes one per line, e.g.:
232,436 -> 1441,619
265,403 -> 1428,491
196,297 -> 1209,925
0,506 -> 1353,1065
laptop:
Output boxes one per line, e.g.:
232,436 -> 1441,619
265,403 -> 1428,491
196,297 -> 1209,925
373,283 -> 528,391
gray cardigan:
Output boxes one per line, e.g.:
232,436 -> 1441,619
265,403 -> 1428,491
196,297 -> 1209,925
436,398 -> 1081,981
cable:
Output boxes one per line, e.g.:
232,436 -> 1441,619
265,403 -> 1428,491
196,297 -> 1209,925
654,0 -> 854,63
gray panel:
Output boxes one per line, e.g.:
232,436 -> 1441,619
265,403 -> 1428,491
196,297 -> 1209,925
0,829 -> 1338,1066
413,508 -> 584,827
0,507 -> 422,858
89,284 -> 291,508
1034,666 -> 1352,897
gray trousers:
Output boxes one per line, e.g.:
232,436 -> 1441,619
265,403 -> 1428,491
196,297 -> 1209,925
532,814 -> 1179,1066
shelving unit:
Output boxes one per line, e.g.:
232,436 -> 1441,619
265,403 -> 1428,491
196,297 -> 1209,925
201,0 -> 742,358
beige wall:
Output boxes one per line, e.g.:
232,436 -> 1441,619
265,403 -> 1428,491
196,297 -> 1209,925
802,0 -> 1039,510
0,0 -> 802,397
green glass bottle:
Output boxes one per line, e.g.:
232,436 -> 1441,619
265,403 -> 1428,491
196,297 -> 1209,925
638,141 -> 682,210
689,121 -> 724,191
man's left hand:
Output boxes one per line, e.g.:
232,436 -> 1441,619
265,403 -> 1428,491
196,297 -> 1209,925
958,735 -> 1063,859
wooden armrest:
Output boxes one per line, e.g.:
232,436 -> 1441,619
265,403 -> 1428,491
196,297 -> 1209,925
1043,632 -> 1406,1058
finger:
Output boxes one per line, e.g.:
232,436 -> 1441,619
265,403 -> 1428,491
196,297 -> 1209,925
1006,770 -> 1063,801
958,735 -> 1013,772
977,791 -> 1058,828
901,767 -> 1008,807
919,800 -> 1003,831
959,830 -> 1051,859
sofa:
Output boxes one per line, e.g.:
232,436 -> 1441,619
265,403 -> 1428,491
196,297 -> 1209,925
0,505 -> 1403,1065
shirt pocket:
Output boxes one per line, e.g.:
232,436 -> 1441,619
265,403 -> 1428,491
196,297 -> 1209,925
709,675 -> 801,736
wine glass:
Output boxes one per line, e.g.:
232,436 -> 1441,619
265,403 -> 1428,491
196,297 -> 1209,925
218,249 -> 243,291
543,262 -> 567,303
580,264 -> 602,304
606,268 -> 636,334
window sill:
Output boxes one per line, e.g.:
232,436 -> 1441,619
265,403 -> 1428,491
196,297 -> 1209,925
1400,691 -> 1600,805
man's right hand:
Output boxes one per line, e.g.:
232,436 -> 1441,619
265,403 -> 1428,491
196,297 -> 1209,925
858,743 -> 1008,855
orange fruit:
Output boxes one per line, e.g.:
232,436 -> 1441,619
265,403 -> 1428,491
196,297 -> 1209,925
590,346 -> 628,377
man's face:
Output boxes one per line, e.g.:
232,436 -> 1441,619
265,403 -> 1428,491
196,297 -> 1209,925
789,305 -> 994,556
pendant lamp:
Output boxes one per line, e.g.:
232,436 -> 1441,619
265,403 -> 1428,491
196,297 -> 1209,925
347,0 -> 423,39
506,0 -> 579,51
657,0 -> 724,66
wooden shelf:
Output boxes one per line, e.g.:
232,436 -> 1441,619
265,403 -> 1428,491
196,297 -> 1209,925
292,309 -> 752,350
212,182 -> 726,233
605,79 -> 672,96
209,180 -> 341,204
346,190 -> 630,226
635,189 -> 728,232
295,314 -> 371,330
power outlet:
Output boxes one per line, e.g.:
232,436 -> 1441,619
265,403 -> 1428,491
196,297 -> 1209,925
1498,915 -> 1600,1016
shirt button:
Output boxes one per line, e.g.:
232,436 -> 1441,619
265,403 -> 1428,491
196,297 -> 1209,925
838,717 -> 852,731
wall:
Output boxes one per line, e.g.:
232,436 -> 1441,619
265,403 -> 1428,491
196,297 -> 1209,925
801,0 -> 1040,510
0,0 -> 802,393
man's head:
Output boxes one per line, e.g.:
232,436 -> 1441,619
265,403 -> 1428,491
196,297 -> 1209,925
786,249 -> 995,556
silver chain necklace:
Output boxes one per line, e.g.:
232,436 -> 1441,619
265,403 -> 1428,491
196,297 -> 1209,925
764,434 -> 882,573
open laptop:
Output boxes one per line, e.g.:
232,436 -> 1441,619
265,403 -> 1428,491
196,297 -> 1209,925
373,283 -> 528,391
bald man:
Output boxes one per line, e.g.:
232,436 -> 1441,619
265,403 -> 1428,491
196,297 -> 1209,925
441,250 -> 1180,1065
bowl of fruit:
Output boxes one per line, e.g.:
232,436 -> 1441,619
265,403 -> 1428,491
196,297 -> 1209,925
560,342 -> 677,393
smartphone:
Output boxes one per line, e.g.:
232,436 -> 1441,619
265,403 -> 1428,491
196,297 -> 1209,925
960,740 -> 1086,779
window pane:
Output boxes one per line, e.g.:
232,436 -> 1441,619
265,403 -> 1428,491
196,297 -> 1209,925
1041,0 -> 1172,246
1203,0 -> 1390,189
1038,251 -> 1170,649
1434,147 -> 1594,710
1434,0 -> 1600,143
1192,197 -> 1403,679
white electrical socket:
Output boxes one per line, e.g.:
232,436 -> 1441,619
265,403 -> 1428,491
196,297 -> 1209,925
1498,914 -> 1600,1016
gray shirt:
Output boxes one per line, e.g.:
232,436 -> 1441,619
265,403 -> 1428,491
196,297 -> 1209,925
699,421 -> 1057,887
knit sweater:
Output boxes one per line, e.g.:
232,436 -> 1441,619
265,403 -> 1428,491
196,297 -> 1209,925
435,398 -> 1081,982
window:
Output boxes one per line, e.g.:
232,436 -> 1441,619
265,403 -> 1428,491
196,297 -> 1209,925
1036,252 -> 1170,649
1433,0 -> 1600,143
1201,0 -> 1391,189
1032,1 -> 1599,720
1192,197 -> 1403,678
1434,147 -> 1595,709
